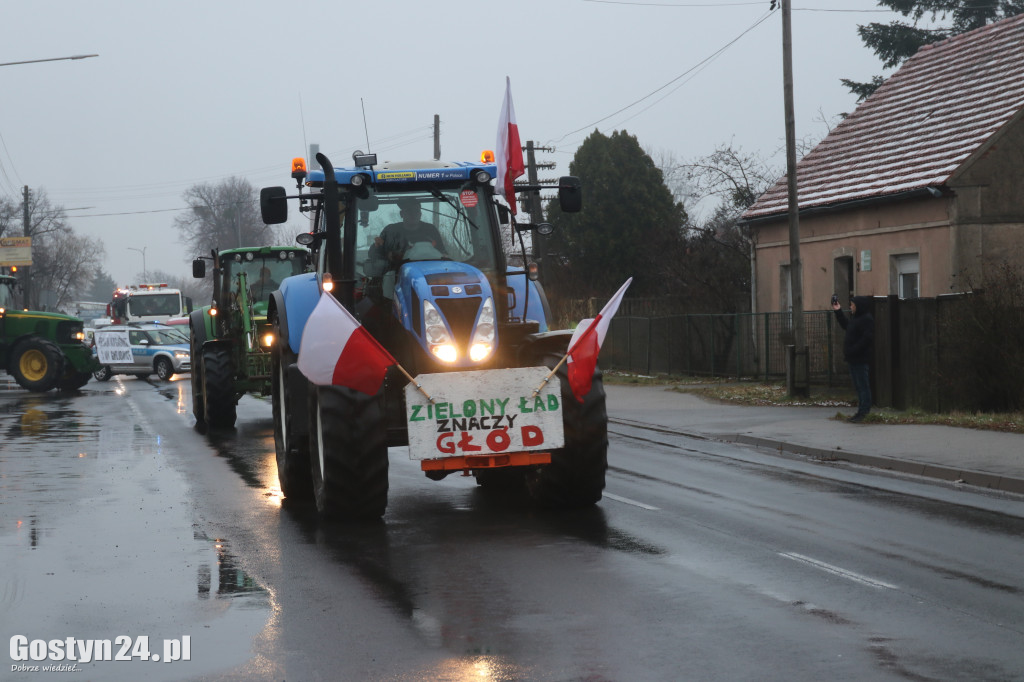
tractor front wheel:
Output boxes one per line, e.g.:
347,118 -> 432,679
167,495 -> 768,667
10,338 -> 65,392
272,321 -> 312,500
57,370 -> 92,391
524,352 -> 608,508
202,345 -> 237,429
308,384 -> 389,520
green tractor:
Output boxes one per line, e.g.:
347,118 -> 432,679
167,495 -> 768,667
0,273 -> 98,392
189,246 -> 311,428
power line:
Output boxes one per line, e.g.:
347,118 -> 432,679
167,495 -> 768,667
550,9 -> 776,144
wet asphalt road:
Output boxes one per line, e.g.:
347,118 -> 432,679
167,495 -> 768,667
2,375 -> 1023,681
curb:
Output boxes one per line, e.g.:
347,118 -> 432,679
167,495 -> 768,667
719,434 -> 1024,496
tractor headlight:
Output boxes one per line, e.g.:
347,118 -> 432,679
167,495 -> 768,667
431,344 -> 458,363
423,300 -> 456,362
468,297 -> 495,362
73,331 -> 85,342
261,332 -> 274,347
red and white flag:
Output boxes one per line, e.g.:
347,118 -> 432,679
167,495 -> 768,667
495,76 -> 525,215
297,292 -> 395,395
566,278 -> 633,402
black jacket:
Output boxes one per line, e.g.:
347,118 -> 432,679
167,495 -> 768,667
834,295 -> 874,364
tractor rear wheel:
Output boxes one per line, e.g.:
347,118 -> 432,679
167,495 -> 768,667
202,345 -> 237,429
525,352 -> 608,508
272,320 -> 312,500
189,329 -> 205,424
308,384 -> 389,520
10,337 -> 65,392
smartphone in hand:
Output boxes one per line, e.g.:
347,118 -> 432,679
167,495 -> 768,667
831,294 -> 839,306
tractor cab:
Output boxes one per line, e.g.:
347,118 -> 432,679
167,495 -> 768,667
212,247 -> 308,316
264,153 -> 580,373
0,275 -> 17,312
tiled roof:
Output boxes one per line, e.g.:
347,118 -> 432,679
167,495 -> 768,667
742,12 -> 1024,221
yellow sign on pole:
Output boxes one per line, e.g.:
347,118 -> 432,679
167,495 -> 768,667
0,237 -> 32,267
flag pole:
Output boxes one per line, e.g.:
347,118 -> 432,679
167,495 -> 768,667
531,352 -> 570,398
394,361 -> 435,404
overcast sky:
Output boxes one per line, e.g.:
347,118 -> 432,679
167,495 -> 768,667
2,1 -> 896,289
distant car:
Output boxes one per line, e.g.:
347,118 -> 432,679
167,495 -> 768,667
92,323 -> 191,381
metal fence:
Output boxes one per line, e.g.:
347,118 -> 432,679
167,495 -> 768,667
601,311 -> 845,385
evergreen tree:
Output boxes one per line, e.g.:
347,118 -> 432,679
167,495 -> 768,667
87,269 -> 117,301
545,130 -> 686,299
844,1 -> 1024,100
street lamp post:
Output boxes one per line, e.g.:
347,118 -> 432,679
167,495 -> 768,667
127,247 -> 147,282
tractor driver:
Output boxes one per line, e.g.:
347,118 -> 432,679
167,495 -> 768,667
369,197 -> 446,270
250,266 -> 279,301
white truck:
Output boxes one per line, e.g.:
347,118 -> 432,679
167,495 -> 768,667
108,283 -> 190,325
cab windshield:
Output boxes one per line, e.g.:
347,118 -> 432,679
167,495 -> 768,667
128,293 -> 181,317
352,186 -> 498,279
0,279 -> 15,309
222,253 -> 306,305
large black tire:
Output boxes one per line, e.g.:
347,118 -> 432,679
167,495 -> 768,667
190,329 -> 205,424
524,353 -> 608,508
57,370 -> 92,391
202,345 -> 237,429
308,384 -> 389,520
272,320 -> 312,500
9,337 -> 65,392
93,365 -> 112,382
155,356 -> 174,381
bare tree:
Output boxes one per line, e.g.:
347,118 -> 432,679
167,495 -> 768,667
174,177 -> 273,259
15,189 -> 106,309
0,195 -> 19,239
681,142 -> 779,215
650,144 -> 782,314
30,226 -> 106,310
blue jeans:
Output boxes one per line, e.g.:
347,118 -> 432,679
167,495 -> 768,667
849,363 -> 871,416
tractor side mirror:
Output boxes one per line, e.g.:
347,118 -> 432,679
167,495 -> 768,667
557,176 -> 582,213
260,186 -> 288,224
192,259 -> 206,279
296,232 -> 323,248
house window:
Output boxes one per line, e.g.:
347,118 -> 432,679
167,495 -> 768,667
893,253 -> 920,299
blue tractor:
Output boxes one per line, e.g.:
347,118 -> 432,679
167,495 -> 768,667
260,151 -> 606,519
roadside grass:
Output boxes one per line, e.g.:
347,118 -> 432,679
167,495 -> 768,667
602,371 -> 1023,434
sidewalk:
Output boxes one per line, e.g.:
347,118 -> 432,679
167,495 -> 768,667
604,384 -> 1024,495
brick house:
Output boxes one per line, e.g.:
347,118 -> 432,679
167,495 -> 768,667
741,13 -> 1024,313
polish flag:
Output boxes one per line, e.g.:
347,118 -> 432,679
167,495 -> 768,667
297,292 -> 395,395
566,278 -> 633,402
495,76 -> 525,215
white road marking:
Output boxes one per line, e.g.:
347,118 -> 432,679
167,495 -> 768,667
779,552 -> 898,590
603,493 -> 660,510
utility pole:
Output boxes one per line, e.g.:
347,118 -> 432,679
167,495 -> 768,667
782,0 -> 808,396
22,186 -> 32,309
523,141 -> 556,282
433,115 -> 441,160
